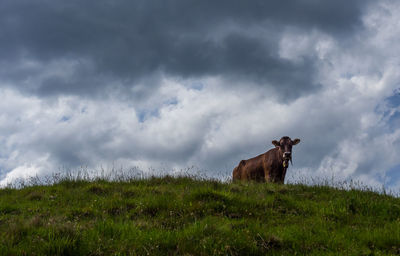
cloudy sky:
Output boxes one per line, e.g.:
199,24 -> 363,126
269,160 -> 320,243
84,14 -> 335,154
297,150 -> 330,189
1,0 -> 400,190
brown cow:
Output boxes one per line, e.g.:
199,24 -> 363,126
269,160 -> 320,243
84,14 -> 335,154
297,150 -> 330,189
232,136 -> 300,183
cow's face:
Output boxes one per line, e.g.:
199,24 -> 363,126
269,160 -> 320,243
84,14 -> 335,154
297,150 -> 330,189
272,136 -> 300,166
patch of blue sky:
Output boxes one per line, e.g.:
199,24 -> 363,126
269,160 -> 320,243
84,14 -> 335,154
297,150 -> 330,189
137,109 -> 159,123
189,81 -> 204,91
137,97 -> 178,123
163,97 -> 178,106
342,72 -> 354,79
374,89 -> 400,131
59,116 -> 70,122
384,164 -> 400,188
385,88 -> 400,108
384,90 -> 400,131
387,111 -> 400,131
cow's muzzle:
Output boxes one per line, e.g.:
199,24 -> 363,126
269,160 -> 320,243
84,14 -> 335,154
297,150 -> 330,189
283,152 -> 292,168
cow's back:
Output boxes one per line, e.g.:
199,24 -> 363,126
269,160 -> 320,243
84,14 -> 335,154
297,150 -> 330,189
233,153 -> 266,182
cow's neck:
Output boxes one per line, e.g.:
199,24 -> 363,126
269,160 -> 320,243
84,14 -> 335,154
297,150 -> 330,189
276,148 -> 288,169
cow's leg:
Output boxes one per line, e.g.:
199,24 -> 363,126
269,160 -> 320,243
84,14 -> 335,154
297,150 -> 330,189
257,175 -> 266,182
281,168 -> 287,184
264,172 -> 271,183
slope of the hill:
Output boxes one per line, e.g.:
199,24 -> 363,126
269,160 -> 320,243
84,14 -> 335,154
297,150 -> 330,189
0,176 -> 399,255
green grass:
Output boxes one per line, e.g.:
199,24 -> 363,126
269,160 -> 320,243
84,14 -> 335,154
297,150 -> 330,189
0,176 -> 399,255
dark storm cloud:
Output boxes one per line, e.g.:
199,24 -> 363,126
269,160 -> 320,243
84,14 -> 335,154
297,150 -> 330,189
0,0 -> 371,98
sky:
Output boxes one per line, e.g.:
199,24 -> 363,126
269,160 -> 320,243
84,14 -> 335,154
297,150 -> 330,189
1,0 -> 400,190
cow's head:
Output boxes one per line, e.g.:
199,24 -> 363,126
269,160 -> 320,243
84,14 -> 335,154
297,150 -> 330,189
272,136 -> 300,167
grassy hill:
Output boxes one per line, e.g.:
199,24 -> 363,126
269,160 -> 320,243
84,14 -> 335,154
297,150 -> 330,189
0,176 -> 399,255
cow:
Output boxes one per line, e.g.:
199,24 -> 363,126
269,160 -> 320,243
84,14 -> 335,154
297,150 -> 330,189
232,136 -> 300,183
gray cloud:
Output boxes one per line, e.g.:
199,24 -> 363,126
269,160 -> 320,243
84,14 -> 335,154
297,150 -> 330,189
0,0 -> 371,99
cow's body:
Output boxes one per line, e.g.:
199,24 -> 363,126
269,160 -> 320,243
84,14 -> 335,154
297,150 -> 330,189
232,136 -> 300,184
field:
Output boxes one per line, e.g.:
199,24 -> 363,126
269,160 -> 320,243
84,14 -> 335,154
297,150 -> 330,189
0,175 -> 399,255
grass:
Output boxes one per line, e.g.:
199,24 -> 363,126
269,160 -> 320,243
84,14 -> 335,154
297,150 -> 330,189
0,175 -> 399,255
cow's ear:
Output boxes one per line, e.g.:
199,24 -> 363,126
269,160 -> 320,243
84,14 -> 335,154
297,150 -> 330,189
272,140 -> 280,147
292,138 -> 300,145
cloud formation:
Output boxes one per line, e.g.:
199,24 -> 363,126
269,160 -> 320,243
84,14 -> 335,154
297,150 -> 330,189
1,0 -> 400,191
1,0 -> 371,99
